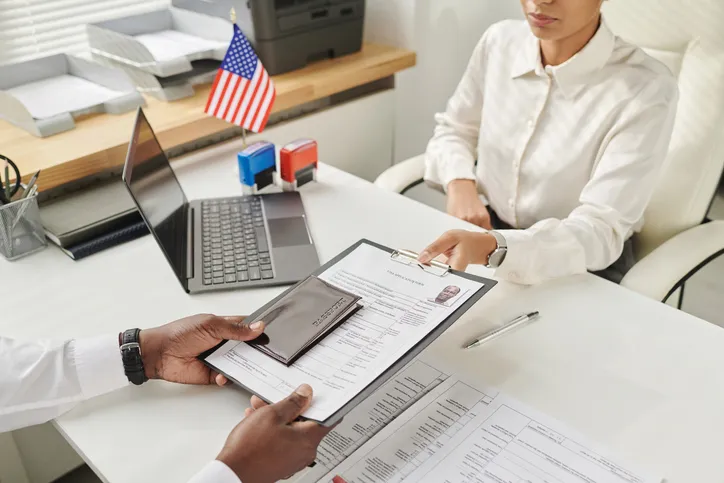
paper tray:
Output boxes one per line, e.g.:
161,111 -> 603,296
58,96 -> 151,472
92,56 -> 220,102
0,54 -> 145,138
87,4 -> 232,78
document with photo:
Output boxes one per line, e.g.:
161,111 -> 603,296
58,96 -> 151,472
204,242 -> 487,423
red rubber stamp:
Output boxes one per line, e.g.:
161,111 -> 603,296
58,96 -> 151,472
279,139 -> 318,191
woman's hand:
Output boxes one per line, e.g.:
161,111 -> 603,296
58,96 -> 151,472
419,230 -> 497,271
446,180 -> 493,230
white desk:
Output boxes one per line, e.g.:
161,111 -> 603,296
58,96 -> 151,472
3,138 -> 724,483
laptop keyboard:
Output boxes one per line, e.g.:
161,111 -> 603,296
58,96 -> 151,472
201,197 -> 274,286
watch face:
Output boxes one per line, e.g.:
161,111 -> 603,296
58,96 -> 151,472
488,249 -> 506,268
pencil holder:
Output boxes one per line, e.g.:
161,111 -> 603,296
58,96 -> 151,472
0,194 -> 47,261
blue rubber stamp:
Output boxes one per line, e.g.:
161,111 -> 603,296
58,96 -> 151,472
238,142 -> 276,194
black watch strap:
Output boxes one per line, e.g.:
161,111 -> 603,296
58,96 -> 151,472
119,329 -> 148,386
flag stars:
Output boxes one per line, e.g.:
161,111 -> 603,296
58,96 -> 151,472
207,26 -> 275,133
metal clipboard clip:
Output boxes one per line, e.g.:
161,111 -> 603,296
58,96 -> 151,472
390,249 -> 451,277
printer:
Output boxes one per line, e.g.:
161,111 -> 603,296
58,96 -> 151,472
175,0 -> 366,75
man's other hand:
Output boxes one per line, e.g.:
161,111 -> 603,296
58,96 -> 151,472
446,179 -> 493,230
138,314 -> 263,386
218,384 -> 334,483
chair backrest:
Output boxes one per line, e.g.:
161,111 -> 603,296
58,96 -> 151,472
603,0 -> 724,258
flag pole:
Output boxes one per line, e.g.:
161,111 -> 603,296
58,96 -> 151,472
229,7 -> 248,148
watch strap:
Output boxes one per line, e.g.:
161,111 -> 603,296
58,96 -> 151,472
119,328 -> 148,386
486,231 -> 508,269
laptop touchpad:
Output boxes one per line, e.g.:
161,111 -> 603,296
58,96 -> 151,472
268,217 -> 311,248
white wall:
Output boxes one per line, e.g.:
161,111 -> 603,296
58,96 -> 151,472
365,0 -> 523,163
253,90 -> 396,182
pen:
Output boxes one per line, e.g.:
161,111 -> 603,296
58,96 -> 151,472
463,311 -> 540,350
3,165 -> 10,201
11,185 -> 39,231
23,170 -> 41,199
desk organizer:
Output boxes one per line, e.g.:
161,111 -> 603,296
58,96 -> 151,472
0,194 -> 47,261
88,2 -> 232,101
92,57 -> 220,102
0,54 -> 145,138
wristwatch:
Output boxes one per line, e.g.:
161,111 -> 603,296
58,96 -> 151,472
486,231 -> 508,269
119,329 -> 148,386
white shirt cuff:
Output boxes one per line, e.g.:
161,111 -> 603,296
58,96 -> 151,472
495,226 -> 588,285
72,335 -> 128,400
424,155 -> 477,192
493,229 -> 535,285
440,161 -> 477,193
188,461 -> 241,483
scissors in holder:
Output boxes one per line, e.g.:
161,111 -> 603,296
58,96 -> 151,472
0,154 -> 21,205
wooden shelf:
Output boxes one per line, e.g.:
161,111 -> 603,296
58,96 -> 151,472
0,43 -> 416,191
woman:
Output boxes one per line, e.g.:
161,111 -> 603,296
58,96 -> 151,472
419,0 -> 678,285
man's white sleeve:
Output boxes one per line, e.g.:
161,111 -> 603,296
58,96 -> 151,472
187,461 -> 241,483
0,335 -> 128,433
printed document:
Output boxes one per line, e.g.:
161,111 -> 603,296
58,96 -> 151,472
205,243 -> 486,421
296,360 -> 453,483
305,361 -> 661,483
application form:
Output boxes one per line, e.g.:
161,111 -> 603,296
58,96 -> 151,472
412,394 -> 659,483
295,360 -> 451,483
205,243 -> 486,422
318,378 -> 499,483
321,371 -> 660,483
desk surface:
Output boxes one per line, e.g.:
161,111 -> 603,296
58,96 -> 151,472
0,43 -> 415,192
3,140 -> 724,483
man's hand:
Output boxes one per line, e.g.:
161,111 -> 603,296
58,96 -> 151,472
138,314 -> 263,386
419,230 -> 497,272
218,384 -> 334,483
447,180 -> 493,230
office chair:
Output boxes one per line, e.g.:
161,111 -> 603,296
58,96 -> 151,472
374,0 -> 724,306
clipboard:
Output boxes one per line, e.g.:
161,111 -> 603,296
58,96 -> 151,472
200,239 -> 497,426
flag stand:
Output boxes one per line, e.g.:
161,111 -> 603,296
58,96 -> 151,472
229,7 -> 248,149
207,7 -> 272,146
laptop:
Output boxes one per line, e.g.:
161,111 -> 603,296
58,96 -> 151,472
122,108 -> 320,293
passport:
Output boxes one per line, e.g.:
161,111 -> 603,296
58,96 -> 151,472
246,276 -> 362,365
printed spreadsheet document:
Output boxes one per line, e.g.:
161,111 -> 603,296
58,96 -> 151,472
293,356 -> 662,483
205,243 -> 486,422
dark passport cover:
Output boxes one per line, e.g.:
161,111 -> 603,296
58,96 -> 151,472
246,276 -> 362,365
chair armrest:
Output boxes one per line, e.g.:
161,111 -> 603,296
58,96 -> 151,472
621,221 -> 724,301
374,155 -> 426,194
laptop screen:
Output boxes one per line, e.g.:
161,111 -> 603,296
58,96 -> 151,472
123,109 -> 188,286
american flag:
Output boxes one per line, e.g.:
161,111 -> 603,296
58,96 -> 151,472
205,25 -> 276,133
